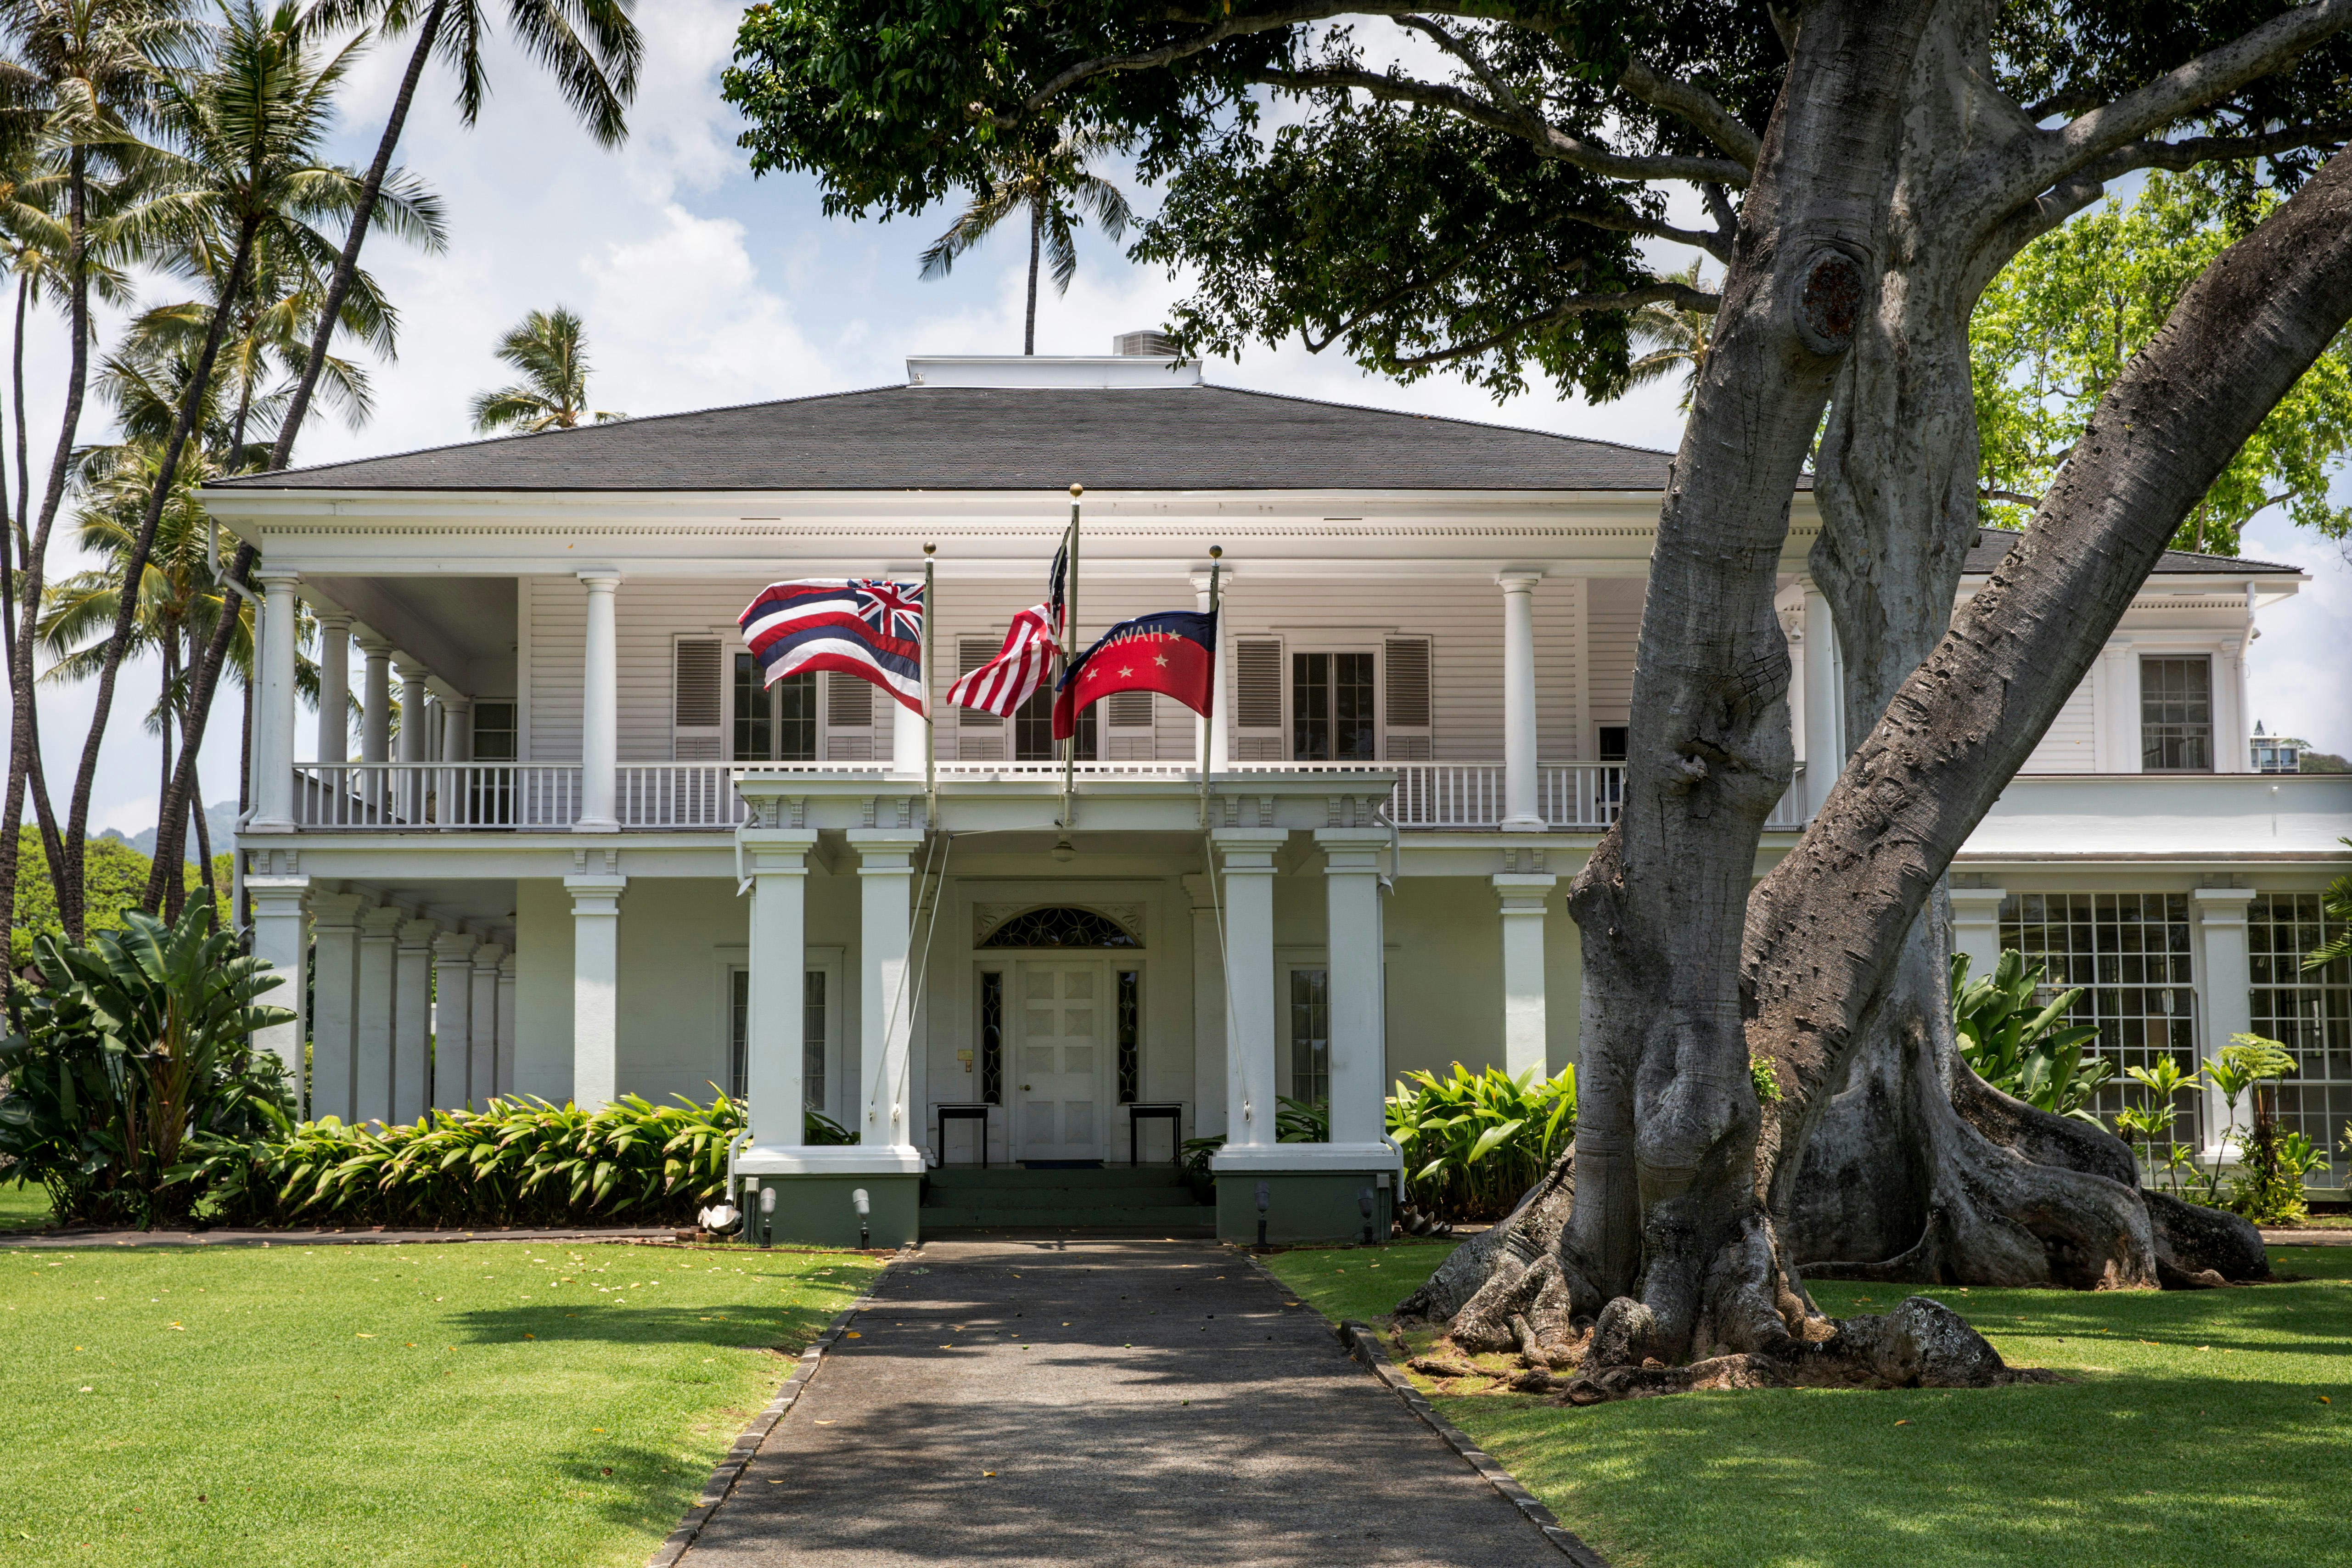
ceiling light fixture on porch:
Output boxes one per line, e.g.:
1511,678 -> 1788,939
1051,834 -> 1077,863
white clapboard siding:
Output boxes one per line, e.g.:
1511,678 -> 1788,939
2021,674 -> 2098,773
1584,576 -> 1644,749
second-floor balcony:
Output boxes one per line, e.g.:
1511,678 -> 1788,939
277,759 -> 1816,833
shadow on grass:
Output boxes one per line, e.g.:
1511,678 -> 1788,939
445,1297 -> 853,1351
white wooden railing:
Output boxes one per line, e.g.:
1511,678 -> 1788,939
288,759 -> 1814,832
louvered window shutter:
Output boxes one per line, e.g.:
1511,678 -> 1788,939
1105,690 -> 1155,761
824,671 -> 875,760
956,639 -> 1003,727
672,638 -> 722,760
1233,637 -> 1285,760
1383,637 -> 1432,760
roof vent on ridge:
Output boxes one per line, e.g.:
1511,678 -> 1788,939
1114,329 -> 1178,356
904,351 -> 1201,390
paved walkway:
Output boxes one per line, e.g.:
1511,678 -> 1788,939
683,1239 -> 1567,1567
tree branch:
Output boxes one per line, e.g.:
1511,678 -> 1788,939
1618,56 -> 1762,168
1979,486 -> 2043,507
1386,280 -> 1718,369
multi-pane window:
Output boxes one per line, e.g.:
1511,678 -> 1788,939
726,967 -> 829,1113
729,968 -> 749,1100
979,970 -> 1004,1105
471,701 -> 517,761
732,656 -> 817,761
732,653 -> 772,760
1116,969 -> 1141,1103
2001,893 -> 2200,1139
2140,657 -> 2213,772
777,671 -> 816,760
1289,967 -> 1330,1104
1014,684 -> 1096,761
2250,892 -> 2352,1185
1292,652 -> 1376,761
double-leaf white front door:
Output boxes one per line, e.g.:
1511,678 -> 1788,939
1016,961 -> 1105,1161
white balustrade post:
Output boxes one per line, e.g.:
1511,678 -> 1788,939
1498,570 -> 1544,829
468,943 -> 505,1105
249,569 -> 301,831
495,952 -> 519,1096
1802,583 -> 1841,816
431,932 -> 481,1112
354,904 -> 405,1123
245,871 -> 309,1091
392,915 -> 439,1124
577,571 -> 621,831
746,829 -> 818,1147
1493,872 -> 1557,1079
2194,888 -> 2260,1157
1948,885 -> 2008,984
1184,872 -> 1227,1139
307,888 -> 369,1122
1210,830 -> 1286,1150
1319,829 -> 1391,1151
315,613 -> 350,764
566,874 -> 626,1107
848,826 -> 927,1153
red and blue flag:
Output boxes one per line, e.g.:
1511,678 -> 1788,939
1052,607 -> 1218,739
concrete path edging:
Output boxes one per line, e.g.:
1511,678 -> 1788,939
646,1250 -> 907,1568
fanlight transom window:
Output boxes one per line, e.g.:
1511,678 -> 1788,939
980,906 -> 1140,949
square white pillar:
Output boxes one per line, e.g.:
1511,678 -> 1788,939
1493,871 -> 1558,1079
354,904 -> 405,1124
1319,829 -> 1391,1151
469,942 -> 505,1105
1210,829 -> 1286,1152
392,915 -> 440,1124
577,571 -> 621,831
431,931 -> 481,1112
848,827 -> 927,1155
248,570 -> 302,832
565,874 -> 627,1109
746,829 -> 818,1147
2194,887 -> 2259,1153
307,888 -> 370,1122
495,951 -> 519,1097
1497,570 -> 1544,829
245,871 -> 309,1092
1184,871 -> 1227,1139
1948,884 -> 2009,984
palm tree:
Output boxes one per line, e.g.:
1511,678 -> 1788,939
1625,259 -> 1715,411
469,304 -> 620,433
920,127 -> 1134,355
265,0 -> 639,470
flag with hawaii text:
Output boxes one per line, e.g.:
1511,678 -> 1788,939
1052,607 -> 1218,739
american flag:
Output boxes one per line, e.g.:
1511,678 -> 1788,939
945,544 -> 1067,719
738,578 -> 926,715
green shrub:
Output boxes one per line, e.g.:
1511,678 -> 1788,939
0,905 -> 295,1227
1951,950 -> 2113,1122
1387,1062 -> 1576,1222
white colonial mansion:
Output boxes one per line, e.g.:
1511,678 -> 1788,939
206,348 -> 2352,1243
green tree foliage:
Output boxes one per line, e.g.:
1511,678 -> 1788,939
921,125 -> 1131,355
1971,169 -> 2352,556
9,826 -> 229,967
1386,1062 -> 1576,1221
1950,949 -> 2114,1124
469,304 -> 620,433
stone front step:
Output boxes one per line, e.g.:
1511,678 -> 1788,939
917,1205 -> 1218,1233
921,1164 -> 1211,1233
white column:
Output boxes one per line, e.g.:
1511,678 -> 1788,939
443,695 -> 473,763
2101,638 -> 2139,772
314,613 -> 350,763
2194,888 -> 2259,1154
2217,636 -> 2246,773
1319,828 -> 1390,1151
1498,570 -> 1544,829
392,914 -> 439,1124
307,888 -> 369,1122
245,873 -> 308,1090
1948,885 -> 2009,984
577,571 -> 621,831
746,829 -> 818,1146
1184,871 -> 1227,1138
1493,872 -> 1557,1079
1210,829 -> 1286,1151
395,658 -> 429,823
358,635 -> 392,762
354,904 -> 405,1123
468,942 -> 505,1105
848,827 -> 926,1153
1802,583 -> 1841,815
1191,569 -> 1232,775
249,569 -> 301,831
495,952 -> 519,1097
431,932 -> 480,1111
565,873 -> 626,1108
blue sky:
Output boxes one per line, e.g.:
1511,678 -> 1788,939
9,2 -> 2347,839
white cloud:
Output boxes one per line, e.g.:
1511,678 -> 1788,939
2241,506 -> 2352,757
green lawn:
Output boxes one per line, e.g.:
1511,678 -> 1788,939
1,1176 -> 53,1232
2,1237 -> 875,1567
1270,1241 -> 2352,1568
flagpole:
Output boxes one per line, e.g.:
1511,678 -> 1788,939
1060,483 -> 1082,832
922,543 -> 937,829
1199,545 -> 1221,829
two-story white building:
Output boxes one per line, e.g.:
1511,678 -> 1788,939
207,349 -> 2352,1244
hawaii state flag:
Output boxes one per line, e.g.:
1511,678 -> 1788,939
739,578 -> 926,715
1052,607 -> 1218,739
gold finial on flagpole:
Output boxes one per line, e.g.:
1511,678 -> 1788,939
1069,483 -> 1083,498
